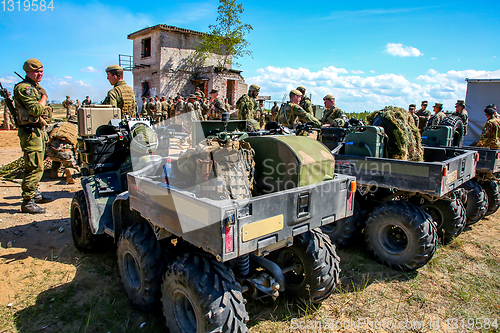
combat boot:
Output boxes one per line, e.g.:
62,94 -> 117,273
21,199 -> 46,214
65,169 -> 75,184
33,190 -> 54,203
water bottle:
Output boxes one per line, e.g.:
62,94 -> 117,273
163,158 -> 173,185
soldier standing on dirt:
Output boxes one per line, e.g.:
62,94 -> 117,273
237,84 -> 262,131
278,90 -> 321,128
46,117 -> 79,184
14,58 -> 53,214
103,65 -> 137,117
62,96 -> 73,118
416,100 -> 431,132
321,95 -> 346,127
428,102 -> 446,126
452,100 -> 469,135
477,107 -> 500,148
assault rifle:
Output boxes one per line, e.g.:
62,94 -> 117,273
0,82 -> 19,126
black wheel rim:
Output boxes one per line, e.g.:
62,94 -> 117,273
124,251 -> 141,290
276,249 -> 305,287
173,289 -> 197,333
380,224 -> 409,254
423,206 -> 443,230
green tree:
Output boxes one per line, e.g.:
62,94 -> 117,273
192,0 -> 253,69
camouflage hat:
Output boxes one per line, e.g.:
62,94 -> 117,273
210,89 -> 218,94
485,107 -> 496,115
105,64 -> 122,72
189,94 -> 196,99
433,102 -> 443,109
290,89 -> 303,96
249,84 -> 260,91
455,100 -> 465,106
296,86 -> 306,94
409,104 -> 416,108
487,103 -> 496,109
23,59 -> 43,72
323,94 -> 335,102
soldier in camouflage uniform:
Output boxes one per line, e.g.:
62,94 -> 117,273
153,96 -> 161,122
452,100 -> 469,135
46,119 -> 79,184
186,94 -> 203,121
160,96 -> 169,121
278,89 -> 321,128
209,89 -> 225,120
270,101 -> 279,122
477,107 -> 500,149
62,96 -> 73,118
14,58 -> 53,214
416,100 -> 432,132
103,65 -> 137,117
428,102 -> 446,126
195,87 -> 205,98
140,97 -> 148,117
296,86 -> 314,115
2,91 -> 16,130
408,104 -> 419,127
237,84 -> 262,131
321,94 -> 346,127
82,96 -> 92,106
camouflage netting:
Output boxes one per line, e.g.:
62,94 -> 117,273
0,157 -> 54,180
367,106 -> 423,161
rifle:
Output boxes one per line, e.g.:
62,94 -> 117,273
12,71 -> 48,128
0,82 -> 20,126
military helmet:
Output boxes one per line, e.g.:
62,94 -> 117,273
249,84 -> 260,91
296,86 -> 306,94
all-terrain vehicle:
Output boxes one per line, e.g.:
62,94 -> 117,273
71,107 -> 356,332
318,113 -> 477,271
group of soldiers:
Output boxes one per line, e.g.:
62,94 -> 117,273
138,87 -> 231,123
406,100 -> 469,134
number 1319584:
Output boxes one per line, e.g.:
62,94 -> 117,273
2,0 -> 54,11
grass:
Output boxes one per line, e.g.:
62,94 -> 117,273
1,215 -> 500,332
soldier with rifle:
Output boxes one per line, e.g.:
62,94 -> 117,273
11,59 -> 53,213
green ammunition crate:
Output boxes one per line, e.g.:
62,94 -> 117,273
422,126 -> 454,147
344,126 -> 385,157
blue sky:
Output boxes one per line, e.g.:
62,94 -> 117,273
1,0 -> 499,112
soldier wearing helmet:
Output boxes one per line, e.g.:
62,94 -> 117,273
14,58 -> 53,214
236,84 -> 262,131
296,86 -> 314,116
476,106 -> 500,149
103,64 -> 137,117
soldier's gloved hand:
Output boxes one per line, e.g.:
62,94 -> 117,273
38,87 -> 48,97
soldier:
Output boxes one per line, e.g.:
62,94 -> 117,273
175,95 -> 185,116
103,64 -> 137,117
278,89 -> 321,128
270,101 -> 279,122
75,99 -> 81,110
62,95 -> 73,118
416,100 -> 431,132
477,107 -> 500,149
408,104 -> 419,127
486,104 -> 498,119
321,94 -> 346,127
153,96 -> 161,122
210,89 -> 225,120
224,98 -> 231,113
160,96 -> 169,121
2,91 -> 16,130
452,100 -> 469,135
296,86 -> 314,115
146,97 -> 155,117
428,102 -> 446,126
14,58 -> 53,214
186,94 -> 203,121
46,118 -> 79,184
82,96 -> 92,106
237,84 -> 262,131
140,97 -> 148,117
195,87 -> 205,98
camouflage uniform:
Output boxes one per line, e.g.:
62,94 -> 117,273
477,117 -> 500,149
416,108 -> 432,131
2,99 -> 16,130
452,109 -> 469,135
278,102 -> 321,128
161,99 -> 169,121
62,98 -> 73,118
104,81 -> 136,117
429,110 -> 446,126
46,122 -> 79,183
14,76 -> 46,201
140,100 -> 148,117
211,97 -> 225,120
237,93 -> 261,131
321,106 -> 346,126
270,104 -> 279,122
299,97 -> 314,116
42,105 -> 53,123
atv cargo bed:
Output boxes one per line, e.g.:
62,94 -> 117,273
334,146 -> 477,197
461,146 -> 500,174
127,170 -> 355,262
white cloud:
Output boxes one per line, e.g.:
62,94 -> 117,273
63,76 -> 72,80
80,66 -> 101,73
76,80 -> 92,88
385,43 -> 423,57
431,57 -> 437,60
249,66 -> 491,112
351,70 -> 365,74
58,81 -> 69,86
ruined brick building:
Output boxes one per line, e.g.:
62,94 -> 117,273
126,25 -> 248,106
